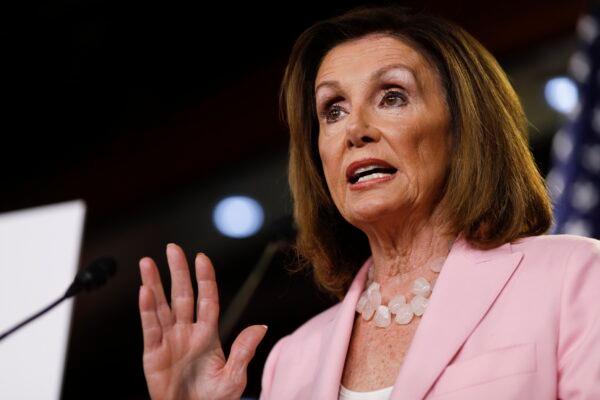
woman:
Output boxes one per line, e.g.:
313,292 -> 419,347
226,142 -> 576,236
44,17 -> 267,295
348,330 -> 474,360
138,5 -> 600,400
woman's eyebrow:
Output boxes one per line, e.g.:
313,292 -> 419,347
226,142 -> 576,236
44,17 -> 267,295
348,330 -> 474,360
315,63 -> 416,96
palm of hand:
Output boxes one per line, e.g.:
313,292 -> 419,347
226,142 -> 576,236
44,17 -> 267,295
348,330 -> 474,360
138,243 -> 268,400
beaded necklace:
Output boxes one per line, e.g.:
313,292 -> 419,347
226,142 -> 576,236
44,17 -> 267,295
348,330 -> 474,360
356,237 -> 456,327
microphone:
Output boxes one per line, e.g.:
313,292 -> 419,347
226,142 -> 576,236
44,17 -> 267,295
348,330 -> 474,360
64,256 -> 117,298
0,256 -> 117,342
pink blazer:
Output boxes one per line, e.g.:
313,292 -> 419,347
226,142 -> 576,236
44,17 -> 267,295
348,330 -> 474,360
258,233 -> 600,399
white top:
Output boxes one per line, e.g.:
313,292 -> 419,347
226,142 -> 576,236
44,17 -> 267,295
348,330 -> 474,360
339,384 -> 394,400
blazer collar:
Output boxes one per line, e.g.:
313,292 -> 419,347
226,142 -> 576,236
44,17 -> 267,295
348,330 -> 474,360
310,232 -> 525,400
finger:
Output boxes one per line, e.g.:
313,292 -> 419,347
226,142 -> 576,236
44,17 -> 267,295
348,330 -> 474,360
225,325 -> 269,382
139,285 -> 162,351
139,257 -> 174,330
195,252 -> 220,328
166,243 -> 195,324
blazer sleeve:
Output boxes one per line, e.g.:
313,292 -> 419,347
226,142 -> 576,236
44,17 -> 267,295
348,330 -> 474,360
557,238 -> 600,399
258,334 -> 290,400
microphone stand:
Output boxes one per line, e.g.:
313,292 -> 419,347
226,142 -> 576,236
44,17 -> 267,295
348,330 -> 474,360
219,214 -> 296,344
0,256 -> 117,342
219,240 -> 289,343
0,296 -> 67,342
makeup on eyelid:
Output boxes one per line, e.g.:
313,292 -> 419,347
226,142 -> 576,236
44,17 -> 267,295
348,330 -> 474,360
317,86 -> 409,116
315,62 -> 417,92
315,68 -> 418,111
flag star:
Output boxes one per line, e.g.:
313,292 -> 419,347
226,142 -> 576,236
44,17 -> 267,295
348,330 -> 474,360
569,51 -> 591,83
552,129 -> 573,162
563,218 -> 593,237
577,14 -> 599,44
582,144 -> 600,173
570,179 -> 599,213
568,101 -> 583,121
546,168 -> 566,201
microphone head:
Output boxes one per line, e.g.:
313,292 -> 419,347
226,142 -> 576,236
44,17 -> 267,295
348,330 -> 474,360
65,256 -> 117,298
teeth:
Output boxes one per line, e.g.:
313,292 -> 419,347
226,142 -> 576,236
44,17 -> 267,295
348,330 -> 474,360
356,172 -> 392,183
354,165 -> 387,175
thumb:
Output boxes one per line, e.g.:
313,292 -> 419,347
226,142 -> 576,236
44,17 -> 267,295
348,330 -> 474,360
225,324 -> 269,382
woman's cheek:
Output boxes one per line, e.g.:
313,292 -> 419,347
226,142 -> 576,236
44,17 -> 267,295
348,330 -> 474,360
323,162 -> 340,201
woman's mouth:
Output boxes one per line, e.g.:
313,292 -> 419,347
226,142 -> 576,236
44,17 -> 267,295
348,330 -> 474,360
348,167 -> 397,190
345,158 -> 398,190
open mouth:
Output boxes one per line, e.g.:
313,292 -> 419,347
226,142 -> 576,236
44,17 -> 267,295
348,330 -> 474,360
348,166 -> 398,184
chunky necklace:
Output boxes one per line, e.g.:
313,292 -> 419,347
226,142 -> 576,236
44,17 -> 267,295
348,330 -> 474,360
356,238 -> 455,328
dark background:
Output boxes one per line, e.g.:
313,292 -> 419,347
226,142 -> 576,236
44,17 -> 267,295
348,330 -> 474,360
2,1 -> 587,398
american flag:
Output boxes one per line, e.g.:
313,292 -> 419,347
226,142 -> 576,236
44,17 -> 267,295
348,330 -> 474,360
545,7 -> 600,239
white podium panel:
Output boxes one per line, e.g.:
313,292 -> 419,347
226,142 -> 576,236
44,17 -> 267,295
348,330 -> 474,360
0,200 -> 86,400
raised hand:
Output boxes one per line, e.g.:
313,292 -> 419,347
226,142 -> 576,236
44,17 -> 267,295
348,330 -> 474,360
138,243 -> 268,400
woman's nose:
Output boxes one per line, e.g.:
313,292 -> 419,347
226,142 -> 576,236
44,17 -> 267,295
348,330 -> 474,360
345,110 -> 380,148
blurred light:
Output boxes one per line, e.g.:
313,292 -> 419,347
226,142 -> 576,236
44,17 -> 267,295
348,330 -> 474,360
577,14 -> 599,44
544,76 -> 579,114
568,52 -> 591,83
213,195 -> 264,238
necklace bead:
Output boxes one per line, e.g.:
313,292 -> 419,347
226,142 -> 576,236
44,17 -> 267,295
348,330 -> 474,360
356,238 -> 456,327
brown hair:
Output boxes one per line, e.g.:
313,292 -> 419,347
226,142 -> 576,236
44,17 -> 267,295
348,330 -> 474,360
279,4 -> 553,301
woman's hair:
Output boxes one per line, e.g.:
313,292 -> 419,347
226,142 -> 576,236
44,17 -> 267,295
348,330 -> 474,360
279,4 -> 553,301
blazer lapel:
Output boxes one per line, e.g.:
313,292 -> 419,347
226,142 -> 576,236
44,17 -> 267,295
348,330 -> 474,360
391,234 -> 524,399
310,255 -> 373,400
308,233 -> 524,400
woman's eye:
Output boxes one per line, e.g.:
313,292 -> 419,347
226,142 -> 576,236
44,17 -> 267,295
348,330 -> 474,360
321,105 -> 345,123
318,95 -> 346,124
319,89 -> 407,124
381,90 -> 407,107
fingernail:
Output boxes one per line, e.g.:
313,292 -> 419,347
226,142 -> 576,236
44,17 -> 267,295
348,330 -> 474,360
261,324 -> 268,331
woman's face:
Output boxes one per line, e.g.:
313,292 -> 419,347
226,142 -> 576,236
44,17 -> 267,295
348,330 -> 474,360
315,33 -> 452,229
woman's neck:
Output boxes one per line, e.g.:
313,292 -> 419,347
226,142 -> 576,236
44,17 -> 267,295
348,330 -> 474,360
361,210 -> 456,300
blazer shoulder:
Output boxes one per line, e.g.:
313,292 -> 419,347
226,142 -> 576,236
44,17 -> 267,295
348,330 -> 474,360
511,233 -> 600,255
286,301 -> 342,342
260,301 -> 343,399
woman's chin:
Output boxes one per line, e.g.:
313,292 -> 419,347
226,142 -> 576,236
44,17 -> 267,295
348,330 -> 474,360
345,203 -> 399,225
